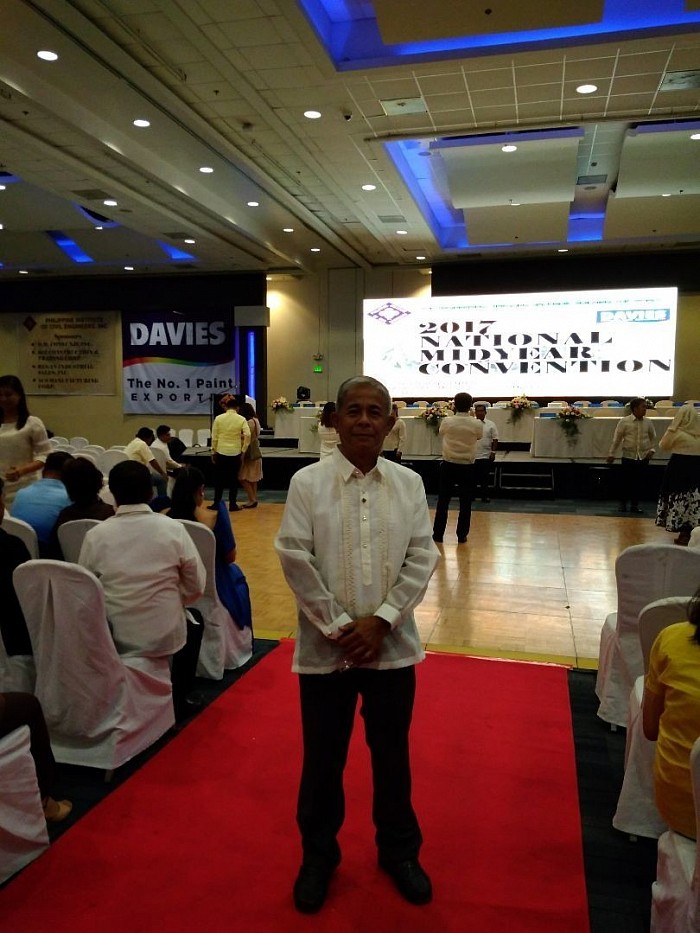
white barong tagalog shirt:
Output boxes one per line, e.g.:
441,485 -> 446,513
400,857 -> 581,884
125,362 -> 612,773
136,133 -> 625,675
275,448 -> 439,674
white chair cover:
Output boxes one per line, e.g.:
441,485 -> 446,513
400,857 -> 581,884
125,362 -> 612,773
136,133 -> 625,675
178,428 -> 194,447
600,399 -> 622,406
80,445 -> 106,457
613,597 -> 691,838
196,429 -> 210,447
1,515 -> 39,559
548,400 -> 567,408
96,448 -> 128,475
573,400 -> 592,407
13,561 -> 174,770
651,738 -> 700,933
596,545 -> 700,727
57,519 -> 101,563
0,726 -> 49,884
656,400 -> 673,409
69,436 -> 89,448
175,520 -> 253,679
50,436 -> 69,445
690,528 -> 700,551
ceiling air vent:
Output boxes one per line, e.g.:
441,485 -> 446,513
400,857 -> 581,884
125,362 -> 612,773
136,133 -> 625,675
377,214 -> 406,224
660,70 -> 700,91
71,189 -> 112,200
576,174 -> 608,185
380,97 -> 427,116
163,232 -> 191,239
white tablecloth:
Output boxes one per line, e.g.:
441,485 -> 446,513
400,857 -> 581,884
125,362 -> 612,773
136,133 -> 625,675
530,416 -> 672,459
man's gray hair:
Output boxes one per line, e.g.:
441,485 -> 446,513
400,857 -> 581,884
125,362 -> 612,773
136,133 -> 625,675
336,376 -> 392,414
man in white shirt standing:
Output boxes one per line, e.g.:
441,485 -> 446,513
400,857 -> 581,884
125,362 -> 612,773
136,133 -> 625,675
606,397 -> 656,513
79,460 -> 206,719
275,376 -> 439,915
472,402 -> 499,503
432,392 -> 483,544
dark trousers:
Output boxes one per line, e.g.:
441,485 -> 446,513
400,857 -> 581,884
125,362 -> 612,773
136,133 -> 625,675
619,457 -> 649,507
433,460 -> 475,540
472,457 -> 493,501
297,665 -> 421,870
170,611 -> 204,716
213,453 -> 241,506
0,692 -> 55,798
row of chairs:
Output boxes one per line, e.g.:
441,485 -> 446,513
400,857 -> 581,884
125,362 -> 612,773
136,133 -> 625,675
50,428 -> 211,452
0,518 -> 253,771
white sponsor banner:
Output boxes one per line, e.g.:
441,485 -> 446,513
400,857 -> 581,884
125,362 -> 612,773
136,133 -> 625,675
122,362 -> 236,414
363,287 -> 677,398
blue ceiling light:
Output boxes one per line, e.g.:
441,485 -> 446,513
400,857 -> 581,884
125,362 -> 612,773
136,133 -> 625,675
568,213 -> 606,243
46,231 -> 94,263
157,241 -> 196,261
298,0 -> 700,70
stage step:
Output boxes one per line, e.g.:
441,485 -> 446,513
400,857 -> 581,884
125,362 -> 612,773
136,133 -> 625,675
498,464 -> 554,495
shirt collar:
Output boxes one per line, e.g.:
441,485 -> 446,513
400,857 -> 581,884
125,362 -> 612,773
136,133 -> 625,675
115,503 -> 154,516
332,446 -> 386,483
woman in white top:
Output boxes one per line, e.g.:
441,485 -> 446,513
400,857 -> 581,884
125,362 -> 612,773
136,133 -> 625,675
317,401 -> 339,459
656,404 -> 700,545
383,402 -> 407,461
0,374 -> 52,506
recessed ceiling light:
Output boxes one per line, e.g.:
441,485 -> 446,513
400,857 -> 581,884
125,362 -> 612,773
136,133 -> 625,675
184,238 -> 196,244
283,227 -> 294,233
133,119 -> 150,128
361,184 -> 377,191
266,275 -> 272,281
199,166 -> 214,173
661,193 -> 672,197
124,265 -> 134,271
691,133 -> 700,140
304,110 -> 322,119
0,185 -> 5,191
396,229 -> 408,235
558,248 -> 569,253
501,145 -> 517,153
0,224 -> 3,231
103,199 -> 117,207
247,201 -> 259,207
94,226 -> 103,231
509,201 -> 521,206
576,83 -> 598,94
19,270 -> 29,274
310,247 -> 321,252
37,50 -> 58,61
416,255 -> 426,260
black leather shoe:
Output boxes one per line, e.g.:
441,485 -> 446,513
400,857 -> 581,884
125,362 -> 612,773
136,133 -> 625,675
229,503 -> 241,512
379,858 -> 432,905
293,864 -> 334,913
432,535 -> 443,543
457,537 -> 468,544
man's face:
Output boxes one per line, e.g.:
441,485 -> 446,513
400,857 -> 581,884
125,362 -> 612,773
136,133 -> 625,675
159,431 -> 172,443
333,385 -> 394,462
632,402 -> 647,418
474,406 -> 486,421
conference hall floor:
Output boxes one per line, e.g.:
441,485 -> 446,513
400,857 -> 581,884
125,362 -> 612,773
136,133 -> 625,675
227,491 -> 673,668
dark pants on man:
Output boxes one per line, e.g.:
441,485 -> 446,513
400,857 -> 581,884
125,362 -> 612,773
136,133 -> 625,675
213,453 -> 241,506
297,665 -> 421,870
433,460 -> 475,540
619,456 -> 649,508
0,692 -> 55,798
170,610 -> 204,719
472,457 -> 493,501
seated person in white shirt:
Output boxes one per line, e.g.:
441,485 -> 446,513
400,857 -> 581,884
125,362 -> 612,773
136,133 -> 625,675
124,427 -> 168,498
276,375 -> 439,914
606,397 -> 656,513
152,425 -> 184,474
78,460 -> 206,720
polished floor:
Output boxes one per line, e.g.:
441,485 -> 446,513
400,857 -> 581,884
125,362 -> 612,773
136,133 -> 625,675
228,493 -> 673,669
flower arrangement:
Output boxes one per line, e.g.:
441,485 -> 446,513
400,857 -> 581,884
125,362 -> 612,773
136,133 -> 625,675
505,394 -> 537,424
270,396 -> 294,412
557,405 -> 591,443
420,400 -> 454,434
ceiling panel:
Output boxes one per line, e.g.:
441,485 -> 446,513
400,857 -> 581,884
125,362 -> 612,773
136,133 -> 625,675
466,202 -> 571,244
615,123 -> 700,197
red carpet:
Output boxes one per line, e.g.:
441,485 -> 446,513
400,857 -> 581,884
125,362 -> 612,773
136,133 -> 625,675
1,643 -> 588,932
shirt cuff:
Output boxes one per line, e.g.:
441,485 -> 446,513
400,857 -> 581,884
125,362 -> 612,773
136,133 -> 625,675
325,612 -> 353,639
374,603 -> 401,629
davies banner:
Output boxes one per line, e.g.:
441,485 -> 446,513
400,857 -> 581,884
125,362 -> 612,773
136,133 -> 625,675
122,310 -> 236,414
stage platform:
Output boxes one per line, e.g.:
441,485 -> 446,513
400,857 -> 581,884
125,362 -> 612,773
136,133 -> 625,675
183,440 -> 668,502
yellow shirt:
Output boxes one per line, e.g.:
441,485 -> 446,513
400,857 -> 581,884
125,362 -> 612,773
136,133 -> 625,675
211,410 -> 250,457
645,622 -> 700,838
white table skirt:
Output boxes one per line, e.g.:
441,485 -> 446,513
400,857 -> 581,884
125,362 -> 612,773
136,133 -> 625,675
530,416 -> 672,460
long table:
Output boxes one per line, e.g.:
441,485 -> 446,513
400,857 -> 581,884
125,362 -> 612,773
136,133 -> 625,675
530,416 -> 672,460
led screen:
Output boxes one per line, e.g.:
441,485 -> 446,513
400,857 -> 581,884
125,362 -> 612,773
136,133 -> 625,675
363,287 -> 677,399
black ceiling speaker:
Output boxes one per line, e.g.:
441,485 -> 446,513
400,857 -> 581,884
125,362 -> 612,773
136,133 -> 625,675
297,385 -> 311,401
